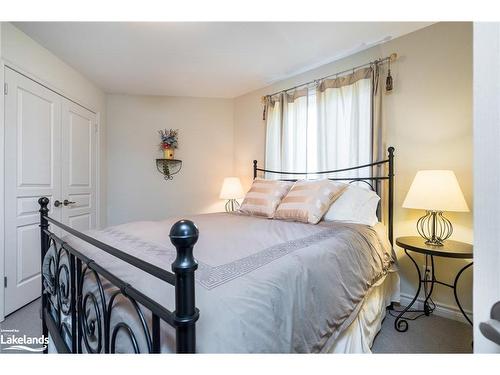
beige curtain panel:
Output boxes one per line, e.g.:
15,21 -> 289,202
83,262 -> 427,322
317,67 -> 372,92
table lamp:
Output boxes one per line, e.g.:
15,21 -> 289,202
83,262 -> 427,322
220,177 -> 244,212
403,170 -> 469,246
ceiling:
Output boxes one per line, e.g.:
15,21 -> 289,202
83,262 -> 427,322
14,22 -> 432,98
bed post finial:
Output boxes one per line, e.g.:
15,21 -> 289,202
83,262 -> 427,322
253,160 -> 258,179
38,196 -> 50,354
170,220 -> 199,353
38,196 -> 50,267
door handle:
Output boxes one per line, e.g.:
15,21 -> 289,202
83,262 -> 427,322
53,200 -> 62,208
63,199 -> 76,206
480,320 -> 500,346
480,301 -> 500,346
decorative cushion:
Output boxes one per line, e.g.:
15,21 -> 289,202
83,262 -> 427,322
274,179 -> 348,224
323,184 -> 380,226
239,179 -> 294,218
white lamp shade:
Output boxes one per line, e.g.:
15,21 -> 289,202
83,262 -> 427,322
403,170 -> 469,212
219,177 -> 245,200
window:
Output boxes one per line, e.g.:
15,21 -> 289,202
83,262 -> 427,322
265,72 -> 372,179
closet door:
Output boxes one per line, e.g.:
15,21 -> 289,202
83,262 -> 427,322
4,68 -> 63,315
60,99 -> 97,232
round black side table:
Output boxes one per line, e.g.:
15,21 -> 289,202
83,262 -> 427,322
394,236 -> 473,332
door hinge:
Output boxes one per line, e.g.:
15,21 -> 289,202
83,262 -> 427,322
4,276 -> 7,288
94,123 -> 98,133
4,83 -> 8,95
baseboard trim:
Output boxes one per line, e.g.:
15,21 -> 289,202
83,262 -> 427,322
399,293 -> 473,324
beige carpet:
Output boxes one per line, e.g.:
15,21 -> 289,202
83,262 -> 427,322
372,310 -> 473,353
0,298 -> 42,354
0,299 -> 473,353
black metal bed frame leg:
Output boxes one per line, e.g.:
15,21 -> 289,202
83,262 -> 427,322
394,249 -> 422,332
76,259 -> 83,353
170,220 -> 200,353
38,197 -> 50,354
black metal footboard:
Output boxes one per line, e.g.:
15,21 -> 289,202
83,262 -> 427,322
38,197 -> 199,353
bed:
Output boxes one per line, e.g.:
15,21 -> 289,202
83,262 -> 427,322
39,147 -> 397,353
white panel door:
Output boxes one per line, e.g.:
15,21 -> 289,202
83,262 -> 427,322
61,99 -> 97,232
4,68 -> 63,315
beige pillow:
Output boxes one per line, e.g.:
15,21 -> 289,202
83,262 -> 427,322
239,179 -> 294,218
274,179 -> 348,224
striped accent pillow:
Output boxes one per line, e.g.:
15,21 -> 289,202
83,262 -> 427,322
274,179 -> 348,224
239,179 -> 294,218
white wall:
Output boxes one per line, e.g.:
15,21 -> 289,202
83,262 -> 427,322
383,22 -> 473,316
106,94 -> 234,225
0,22 -> 107,321
473,23 -> 500,353
233,22 -> 473,318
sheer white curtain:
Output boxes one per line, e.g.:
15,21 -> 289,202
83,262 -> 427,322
265,89 -> 309,179
264,67 -> 374,179
315,68 -> 372,178
282,89 -> 308,177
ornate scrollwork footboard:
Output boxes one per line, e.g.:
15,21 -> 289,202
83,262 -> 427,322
39,197 -> 199,354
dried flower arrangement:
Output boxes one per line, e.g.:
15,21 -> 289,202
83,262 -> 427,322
158,129 -> 179,150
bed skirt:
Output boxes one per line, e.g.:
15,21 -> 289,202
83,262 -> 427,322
324,271 -> 400,353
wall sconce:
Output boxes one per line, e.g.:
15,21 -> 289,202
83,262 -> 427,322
156,159 -> 182,180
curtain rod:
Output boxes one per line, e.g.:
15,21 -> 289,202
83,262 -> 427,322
264,52 -> 397,99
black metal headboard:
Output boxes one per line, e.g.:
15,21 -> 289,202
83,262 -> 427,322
253,147 -> 395,245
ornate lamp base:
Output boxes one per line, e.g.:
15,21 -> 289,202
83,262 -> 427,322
225,199 -> 240,212
416,210 -> 453,246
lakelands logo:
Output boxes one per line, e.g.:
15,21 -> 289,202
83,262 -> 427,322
0,329 -> 48,352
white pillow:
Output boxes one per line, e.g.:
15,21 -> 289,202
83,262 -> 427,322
323,184 -> 380,226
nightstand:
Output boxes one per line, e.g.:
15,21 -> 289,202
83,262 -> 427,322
393,236 -> 473,332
